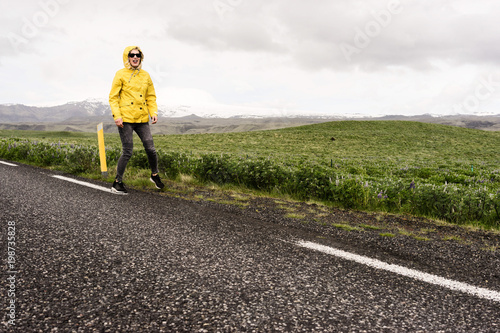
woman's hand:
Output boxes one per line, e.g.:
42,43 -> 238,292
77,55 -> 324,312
115,118 -> 124,128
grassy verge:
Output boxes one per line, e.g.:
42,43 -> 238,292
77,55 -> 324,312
1,120 -> 500,229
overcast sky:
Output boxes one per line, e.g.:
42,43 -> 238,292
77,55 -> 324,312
2,0 -> 500,117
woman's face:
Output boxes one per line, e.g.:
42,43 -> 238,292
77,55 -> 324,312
128,50 -> 141,68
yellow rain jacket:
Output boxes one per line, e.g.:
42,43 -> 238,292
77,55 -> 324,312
109,46 -> 158,123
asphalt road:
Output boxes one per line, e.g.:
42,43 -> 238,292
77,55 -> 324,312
1,161 -> 499,332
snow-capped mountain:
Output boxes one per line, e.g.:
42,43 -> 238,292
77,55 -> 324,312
156,103 -> 347,119
0,99 -> 111,123
65,98 -> 111,117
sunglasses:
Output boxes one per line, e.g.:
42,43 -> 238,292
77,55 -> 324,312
128,53 -> 141,58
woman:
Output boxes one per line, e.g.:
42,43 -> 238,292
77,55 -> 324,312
109,46 -> 164,194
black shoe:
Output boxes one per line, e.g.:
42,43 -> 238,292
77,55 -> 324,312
150,173 -> 165,189
111,180 -> 128,194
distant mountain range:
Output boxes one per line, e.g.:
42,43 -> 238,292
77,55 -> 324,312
0,98 -> 348,122
0,99 -> 109,123
0,99 -> 499,133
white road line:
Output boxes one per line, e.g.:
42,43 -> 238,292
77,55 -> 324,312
52,175 -> 112,193
0,161 -> 18,166
297,240 -> 500,303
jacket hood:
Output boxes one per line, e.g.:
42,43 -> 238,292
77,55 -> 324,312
123,46 -> 144,70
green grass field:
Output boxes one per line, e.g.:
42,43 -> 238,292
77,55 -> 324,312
155,120 -> 499,171
1,121 -> 499,228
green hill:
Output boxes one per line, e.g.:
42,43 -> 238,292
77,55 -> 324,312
156,120 -> 500,168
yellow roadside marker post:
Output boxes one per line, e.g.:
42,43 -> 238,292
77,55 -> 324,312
97,122 -> 108,177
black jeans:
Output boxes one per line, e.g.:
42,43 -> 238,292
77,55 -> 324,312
116,122 -> 158,182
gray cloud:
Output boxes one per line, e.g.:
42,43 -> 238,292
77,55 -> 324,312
168,18 -> 287,53
162,0 -> 500,72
